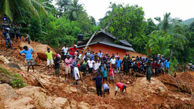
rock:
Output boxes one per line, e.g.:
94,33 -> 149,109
70,87 -> 78,93
4,97 -> 35,109
69,99 -> 78,109
53,97 -> 69,109
132,77 -> 168,99
16,86 -> 70,109
8,63 -> 21,70
78,102 -> 90,109
34,44 -> 56,61
88,87 -> 96,92
0,84 -> 18,100
0,84 -> 18,109
0,55 -> 9,64
18,42 -> 33,50
34,92 -> 53,109
17,86 -> 45,98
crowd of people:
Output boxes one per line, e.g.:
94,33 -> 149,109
1,16 -> 31,50
18,44 -> 171,97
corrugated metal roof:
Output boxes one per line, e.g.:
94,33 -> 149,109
77,42 -> 135,52
97,31 -> 132,47
119,40 -> 132,47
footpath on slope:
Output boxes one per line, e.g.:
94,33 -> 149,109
0,34 -> 194,109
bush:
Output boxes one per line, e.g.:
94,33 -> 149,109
0,66 -> 27,88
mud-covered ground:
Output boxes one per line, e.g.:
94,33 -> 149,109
0,36 -> 193,109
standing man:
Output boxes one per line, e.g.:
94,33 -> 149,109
20,46 -> 34,73
65,55 -> 72,80
123,56 -> 129,74
93,73 -> 103,96
3,28 -> 13,49
69,45 -> 77,57
98,50 -> 103,58
165,59 -> 170,73
54,54 -> 61,76
87,58 -> 95,74
146,59 -> 152,82
24,33 -> 31,44
45,48 -> 53,71
116,57 -> 122,74
61,44 -> 68,60
73,64 -> 80,85
110,56 -> 116,70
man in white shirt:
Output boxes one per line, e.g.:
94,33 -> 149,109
110,56 -> 116,69
87,58 -> 95,74
103,83 -> 110,97
74,64 -> 80,85
94,60 -> 101,73
61,45 -> 69,56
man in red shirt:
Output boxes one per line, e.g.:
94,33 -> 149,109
115,82 -> 127,95
69,45 -> 77,56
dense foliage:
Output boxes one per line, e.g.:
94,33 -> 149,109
100,4 -> 194,65
1,1 -> 193,65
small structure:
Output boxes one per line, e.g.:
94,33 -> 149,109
77,31 -> 135,59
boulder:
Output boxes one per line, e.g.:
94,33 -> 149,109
0,84 -> 18,100
18,42 -> 33,50
69,99 -> 78,109
0,84 -> 18,109
0,55 -> 9,64
17,86 -> 45,98
132,77 -> 168,98
19,42 -> 56,61
53,97 -> 69,109
8,63 -> 21,70
34,44 -> 56,61
4,97 -> 35,109
78,102 -> 90,109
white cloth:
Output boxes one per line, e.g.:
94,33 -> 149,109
115,86 -> 119,91
110,58 -> 116,64
47,59 -> 54,66
62,47 -> 68,54
94,62 -> 101,70
103,84 -> 109,90
74,67 -> 80,80
87,60 -> 94,68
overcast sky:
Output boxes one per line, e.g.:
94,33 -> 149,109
54,0 -> 194,22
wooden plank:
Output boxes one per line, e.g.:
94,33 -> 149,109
78,32 -> 97,64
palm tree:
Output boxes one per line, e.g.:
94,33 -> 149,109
56,0 -> 71,12
68,0 -> 83,20
154,13 -> 171,32
0,0 -> 47,22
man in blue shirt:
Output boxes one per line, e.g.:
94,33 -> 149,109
98,50 -> 103,58
165,59 -> 170,73
20,46 -> 34,72
116,57 -> 122,74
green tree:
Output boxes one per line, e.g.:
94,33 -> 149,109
0,0 -> 47,22
100,4 -> 146,52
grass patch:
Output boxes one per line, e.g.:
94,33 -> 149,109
0,66 -> 26,88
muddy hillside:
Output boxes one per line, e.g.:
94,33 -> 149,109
0,36 -> 193,109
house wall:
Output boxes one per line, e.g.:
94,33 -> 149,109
79,43 -> 128,59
